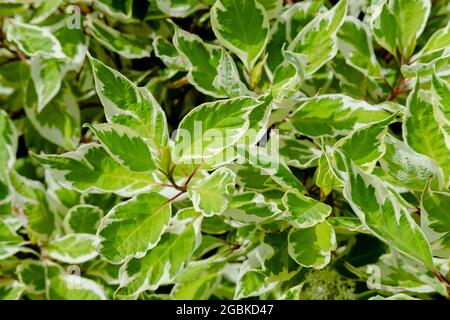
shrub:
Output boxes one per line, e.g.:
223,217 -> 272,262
0,0 -> 449,300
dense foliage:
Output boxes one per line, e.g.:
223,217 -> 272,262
0,0 -> 449,300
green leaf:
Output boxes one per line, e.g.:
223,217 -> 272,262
290,94 -> 391,137
9,171 -> 55,238
256,0 -> 282,19
271,49 -> 307,101
86,16 -> 152,59
337,17 -> 382,78
86,123 -> 156,172
173,27 -> 249,98
30,58 -> 68,113
0,218 -> 25,260
413,22 -> 450,62
223,191 -> 281,224
16,260 -> 46,294
4,19 -> 65,58
32,144 -> 156,196
282,190 -> 332,228
64,205 -> 103,234
370,0 -> 398,57
47,274 -> 106,300
0,110 -> 17,201
391,0 -> 431,60
236,145 -> 306,193
25,81 -> 80,150
403,80 -> 450,184
379,135 -> 442,191
289,0 -> 347,75
117,208 -> 201,298
88,54 -> 168,153
97,192 -> 171,264
420,183 -> 450,258
0,280 -> 25,300
431,71 -> 450,137
188,167 -> 236,217
316,152 -> 340,196
278,135 -> 321,169
155,0 -> 206,18
334,115 -> 395,171
173,97 -> 260,164
43,234 -> 98,264
153,36 -> 184,70
211,0 -> 269,71
364,252 -> 447,296
340,155 -> 434,269
288,221 -> 336,269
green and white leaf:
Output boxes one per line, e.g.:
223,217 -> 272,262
282,190 -> 332,228
86,123 -> 156,172
288,221 -> 336,269
86,16 -> 152,59
340,156 -> 434,269
289,0 -> 347,75
32,144 -> 157,196
290,94 -> 391,137
97,192 -> 171,264
211,0 -> 269,71
64,204 -> 103,234
188,167 -> 236,217
47,274 -> 107,300
338,16 -> 382,78
403,80 -> 450,184
4,19 -> 65,58
117,208 -> 201,298
88,54 -> 168,153
173,97 -> 259,164
43,234 -> 98,264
